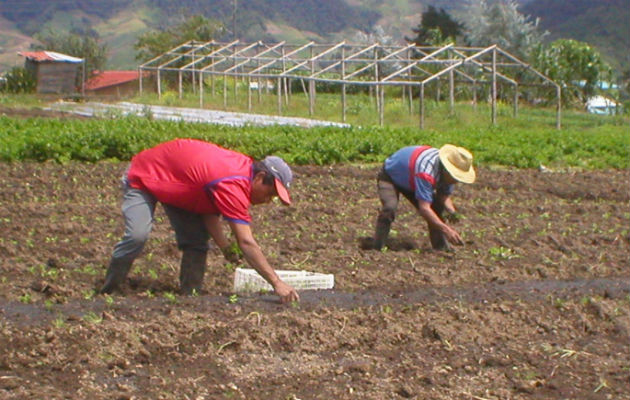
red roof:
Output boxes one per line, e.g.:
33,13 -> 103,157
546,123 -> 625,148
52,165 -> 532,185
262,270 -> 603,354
85,70 -> 141,90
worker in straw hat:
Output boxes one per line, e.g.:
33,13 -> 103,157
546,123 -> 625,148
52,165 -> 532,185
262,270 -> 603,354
363,144 -> 476,251
100,138 -> 299,303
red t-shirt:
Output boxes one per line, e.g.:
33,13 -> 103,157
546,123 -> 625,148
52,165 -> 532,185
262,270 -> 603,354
127,139 -> 253,224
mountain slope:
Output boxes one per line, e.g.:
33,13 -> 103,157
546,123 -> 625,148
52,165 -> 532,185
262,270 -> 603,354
522,0 -> 629,73
0,0 -> 626,75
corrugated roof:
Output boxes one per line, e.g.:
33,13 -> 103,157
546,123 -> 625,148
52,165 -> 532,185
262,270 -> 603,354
85,70 -> 141,90
19,51 -> 83,63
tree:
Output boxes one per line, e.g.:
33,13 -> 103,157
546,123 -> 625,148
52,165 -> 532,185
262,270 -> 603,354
531,39 -> 613,105
33,30 -> 108,75
0,67 -> 36,93
456,0 -> 546,60
135,15 -> 225,62
407,5 -> 462,46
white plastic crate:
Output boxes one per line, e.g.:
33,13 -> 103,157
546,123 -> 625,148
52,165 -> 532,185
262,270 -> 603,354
233,268 -> 334,293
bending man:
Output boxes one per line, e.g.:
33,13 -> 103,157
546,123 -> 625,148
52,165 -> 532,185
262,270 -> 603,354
100,138 -> 299,303
367,144 -> 476,251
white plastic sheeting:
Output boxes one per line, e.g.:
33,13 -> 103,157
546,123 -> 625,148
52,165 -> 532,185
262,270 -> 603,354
46,101 -> 350,128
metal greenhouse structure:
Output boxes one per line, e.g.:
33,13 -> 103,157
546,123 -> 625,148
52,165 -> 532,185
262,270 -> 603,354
139,40 -> 562,128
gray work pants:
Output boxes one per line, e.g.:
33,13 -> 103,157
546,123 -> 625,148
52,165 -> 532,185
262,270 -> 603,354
111,175 -> 210,263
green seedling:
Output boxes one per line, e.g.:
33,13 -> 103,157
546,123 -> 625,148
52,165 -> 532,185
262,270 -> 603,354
83,311 -> 103,324
229,294 -> 239,304
163,292 -> 178,304
19,292 -> 32,304
52,315 -> 66,329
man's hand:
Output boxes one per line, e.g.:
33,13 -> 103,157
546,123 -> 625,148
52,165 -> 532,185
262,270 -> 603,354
273,280 -> 300,304
220,242 -> 242,263
442,224 -> 464,245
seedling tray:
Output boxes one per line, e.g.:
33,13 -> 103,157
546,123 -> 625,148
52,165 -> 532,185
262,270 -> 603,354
233,268 -> 334,293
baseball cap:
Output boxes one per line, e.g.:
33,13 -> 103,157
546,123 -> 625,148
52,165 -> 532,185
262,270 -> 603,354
262,156 -> 293,205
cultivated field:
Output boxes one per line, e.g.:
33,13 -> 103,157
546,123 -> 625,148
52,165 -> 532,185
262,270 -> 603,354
1,157 -> 628,399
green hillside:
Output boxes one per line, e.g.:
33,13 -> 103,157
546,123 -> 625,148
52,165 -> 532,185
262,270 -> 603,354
0,0 -> 626,75
522,0 -> 629,74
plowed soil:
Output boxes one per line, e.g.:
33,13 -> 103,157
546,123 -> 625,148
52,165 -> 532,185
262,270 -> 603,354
1,152 -> 629,398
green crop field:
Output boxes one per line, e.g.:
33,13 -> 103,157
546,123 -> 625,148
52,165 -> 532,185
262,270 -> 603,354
1,94 -> 627,169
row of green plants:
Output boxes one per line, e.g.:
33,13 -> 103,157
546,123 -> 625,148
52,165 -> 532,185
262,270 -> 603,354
0,105 -> 627,169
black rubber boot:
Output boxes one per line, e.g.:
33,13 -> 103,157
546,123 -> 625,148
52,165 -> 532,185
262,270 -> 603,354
100,257 -> 134,294
179,250 -> 207,295
373,211 -> 394,250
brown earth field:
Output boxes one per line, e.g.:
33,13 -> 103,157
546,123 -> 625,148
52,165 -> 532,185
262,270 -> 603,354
0,146 -> 629,398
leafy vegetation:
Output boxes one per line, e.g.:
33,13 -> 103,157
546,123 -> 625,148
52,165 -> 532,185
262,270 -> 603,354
531,39 -> 613,106
0,103 -> 626,169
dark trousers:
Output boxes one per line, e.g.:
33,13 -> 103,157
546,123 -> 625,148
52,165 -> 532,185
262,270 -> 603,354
374,168 -> 448,249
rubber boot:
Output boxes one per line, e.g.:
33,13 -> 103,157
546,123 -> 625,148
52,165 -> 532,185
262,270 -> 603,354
179,250 -> 207,295
100,257 -> 134,294
373,211 -> 394,250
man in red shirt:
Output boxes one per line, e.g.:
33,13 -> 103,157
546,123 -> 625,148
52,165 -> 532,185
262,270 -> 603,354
100,138 -> 299,303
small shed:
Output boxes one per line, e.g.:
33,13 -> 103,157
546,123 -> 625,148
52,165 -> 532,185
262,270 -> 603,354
18,51 -> 83,94
85,70 -> 145,98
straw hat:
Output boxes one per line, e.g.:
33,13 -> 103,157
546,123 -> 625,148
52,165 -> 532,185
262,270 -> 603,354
438,144 -> 476,184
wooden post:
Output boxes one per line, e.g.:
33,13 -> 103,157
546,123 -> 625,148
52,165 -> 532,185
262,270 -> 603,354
374,49 -> 379,116
449,69 -> 454,114
247,76 -> 252,112
472,80 -> 477,109
157,69 -> 161,99
408,85 -> 413,114
223,73 -> 228,109
310,46 -> 316,116
257,59 -> 261,104
491,48 -> 497,125
281,47 -> 288,107
178,71 -> 183,99
233,47 -> 237,101
419,83 -> 425,130
379,84 -> 385,126
513,83 -> 518,118
309,80 -> 314,116
556,85 -> 562,130
191,50 -> 196,95
139,67 -> 143,95
341,47 -> 346,123
199,71 -> 204,108
277,77 -> 282,115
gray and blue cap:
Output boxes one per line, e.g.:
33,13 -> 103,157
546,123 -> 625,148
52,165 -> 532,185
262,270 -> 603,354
262,156 -> 293,205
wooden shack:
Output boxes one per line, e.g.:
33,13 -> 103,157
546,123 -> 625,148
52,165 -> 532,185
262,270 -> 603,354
18,51 -> 83,94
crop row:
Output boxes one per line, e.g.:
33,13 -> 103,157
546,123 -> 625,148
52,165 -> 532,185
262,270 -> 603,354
0,113 -> 627,168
